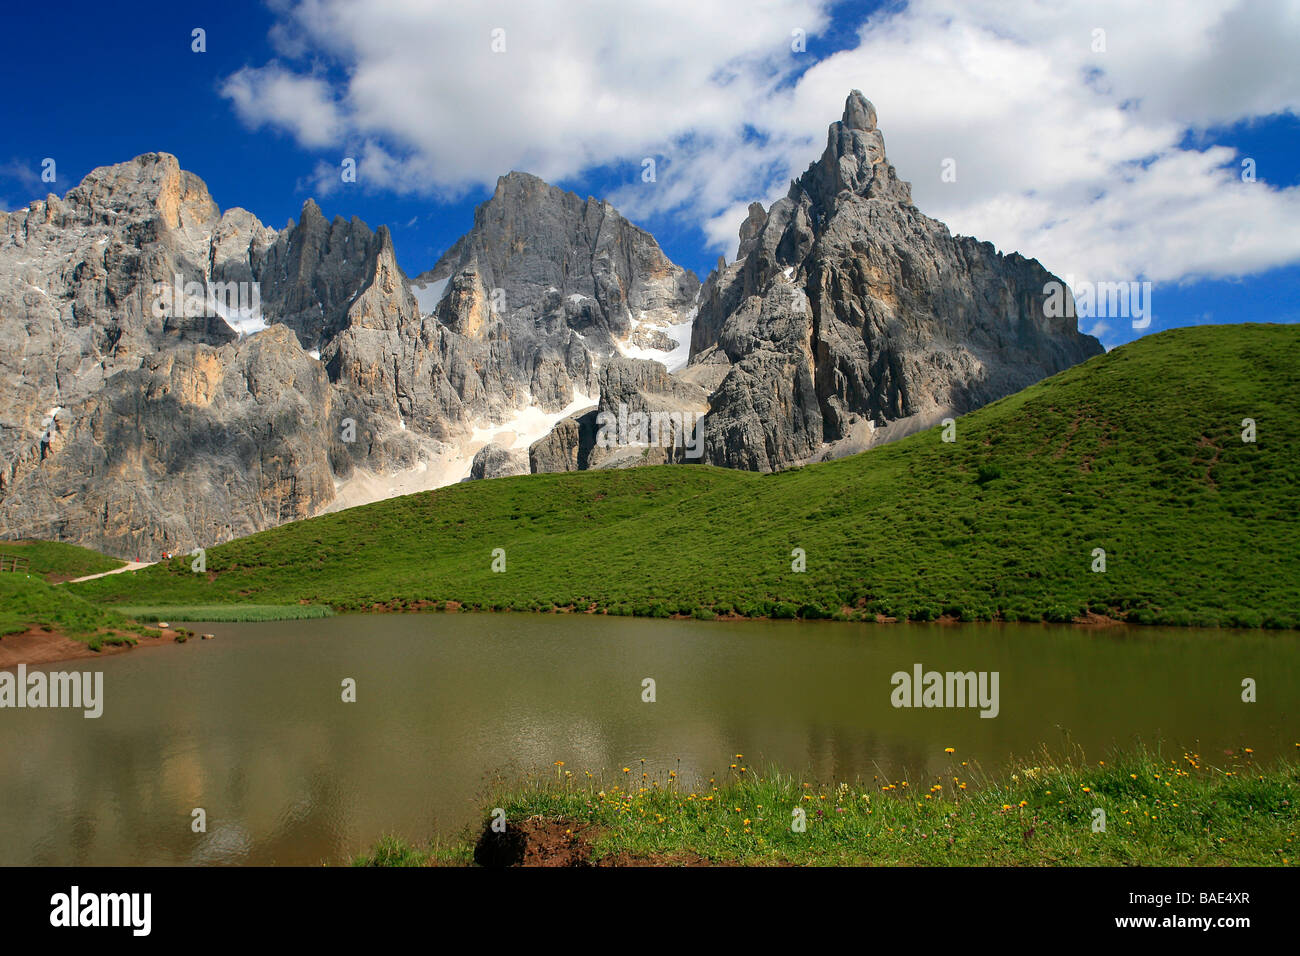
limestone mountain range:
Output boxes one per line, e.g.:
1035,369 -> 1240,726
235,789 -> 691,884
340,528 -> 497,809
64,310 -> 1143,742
0,91 -> 1100,557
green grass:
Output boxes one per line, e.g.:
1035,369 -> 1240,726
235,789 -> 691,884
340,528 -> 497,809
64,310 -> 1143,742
357,746 -> 1300,866
0,575 -> 143,650
353,834 -> 474,867
0,540 -> 123,581
68,324 -> 1300,628
117,604 -> 335,622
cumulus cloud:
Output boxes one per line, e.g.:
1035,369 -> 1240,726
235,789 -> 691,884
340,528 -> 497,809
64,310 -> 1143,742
222,0 -> 1300,285
779,0 -> 1300,283
227,0 -> 825,194
222,64 -> 345,149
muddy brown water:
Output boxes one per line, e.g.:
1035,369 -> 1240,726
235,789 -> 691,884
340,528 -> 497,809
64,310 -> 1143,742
0,614 -> 1295,865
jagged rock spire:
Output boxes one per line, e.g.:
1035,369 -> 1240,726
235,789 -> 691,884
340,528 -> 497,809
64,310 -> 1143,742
841,90 -> 877,131
687,90 -> 1103,472
802,89 -> 911,211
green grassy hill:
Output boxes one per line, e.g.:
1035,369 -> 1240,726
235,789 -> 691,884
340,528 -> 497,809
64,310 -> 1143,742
0,540 -> 123,582
0,575 -> 139,649
71,324 -> 1300,628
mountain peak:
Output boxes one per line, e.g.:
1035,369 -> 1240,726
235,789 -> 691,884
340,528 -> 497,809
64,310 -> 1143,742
793,89 -> 910,210
493,170 -> 554,197
691,90 -> 1099,473
842,90 -> 877,131
61,151 -> 217,232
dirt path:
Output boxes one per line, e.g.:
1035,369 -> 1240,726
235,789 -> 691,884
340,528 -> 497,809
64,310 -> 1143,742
67,561 -> 152,583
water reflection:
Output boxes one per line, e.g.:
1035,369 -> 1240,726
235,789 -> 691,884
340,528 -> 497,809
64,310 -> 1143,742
0,615 -> 1294,865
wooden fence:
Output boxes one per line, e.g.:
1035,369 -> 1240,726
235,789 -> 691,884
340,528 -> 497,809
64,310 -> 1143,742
0,553 -> 31,573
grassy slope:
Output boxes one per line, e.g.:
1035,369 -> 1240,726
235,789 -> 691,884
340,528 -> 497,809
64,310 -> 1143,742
72,324 -> 1300,628
357,748 -> 1299,866
0,540 -> 136,647
0,575 -> 140,648
0,540 -> 123,582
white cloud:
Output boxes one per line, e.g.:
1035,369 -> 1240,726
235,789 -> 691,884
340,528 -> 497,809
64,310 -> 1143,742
222,64 -> 345,149
227,0 -> 826,196
773,0 -> 1300,283
224,0 -> 1300,284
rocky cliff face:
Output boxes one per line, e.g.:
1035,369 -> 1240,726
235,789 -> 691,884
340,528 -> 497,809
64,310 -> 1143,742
528,357 -> 708,474
0,325 -> 335,556
418,171 -> 700,405
469,442 -> 529,480
686,91 -> 1103,471
0,156 -> 698,554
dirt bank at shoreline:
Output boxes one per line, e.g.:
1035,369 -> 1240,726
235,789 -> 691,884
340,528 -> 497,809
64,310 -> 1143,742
0,625 -> 188,669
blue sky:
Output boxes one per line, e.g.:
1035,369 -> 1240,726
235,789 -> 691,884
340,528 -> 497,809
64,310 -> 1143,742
3,0 -> 1298,349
